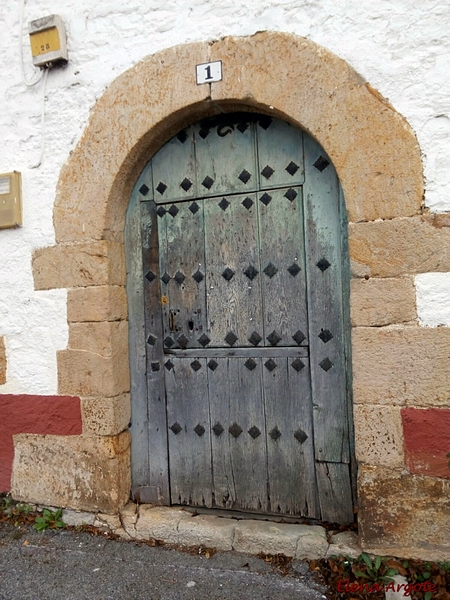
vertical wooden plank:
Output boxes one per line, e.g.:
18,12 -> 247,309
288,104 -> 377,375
152,127 -> 197,203
194,118 -> 258,197
204,193 -> 263,347
157,201 -> 207,349
125,187 -> 148,489
209,357 -> 268,512
303,135 -> 349,464
140,199 -> 170,503
256,118 -> 305,189
263,356 -> 319,517
315,462 -> 354,524
165,357 -> 213,507
257,187 -> 308,347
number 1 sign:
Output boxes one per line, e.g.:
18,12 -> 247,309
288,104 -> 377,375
196,61 -> 223,85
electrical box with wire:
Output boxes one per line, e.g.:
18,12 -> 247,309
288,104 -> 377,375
0,172 -> 22,229
28,14 -> 67,68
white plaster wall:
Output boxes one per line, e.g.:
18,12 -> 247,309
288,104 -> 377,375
415,273 -> 450,327
0,0 -> 449,393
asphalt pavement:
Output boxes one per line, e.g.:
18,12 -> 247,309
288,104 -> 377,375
0,522 -> 328,600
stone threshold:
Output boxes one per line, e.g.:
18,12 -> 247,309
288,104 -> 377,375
62,503 -> 361,560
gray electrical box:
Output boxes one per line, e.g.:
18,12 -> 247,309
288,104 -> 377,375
0,172 -> 22,229
29,14 -> 68,68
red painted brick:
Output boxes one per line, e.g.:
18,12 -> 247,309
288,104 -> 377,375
0,395 -> 82,492
402,407 -> 450,479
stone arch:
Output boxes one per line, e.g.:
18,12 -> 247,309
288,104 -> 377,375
30,31 -> 423,516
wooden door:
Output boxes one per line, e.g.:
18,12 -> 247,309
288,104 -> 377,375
127,113 -> 354,524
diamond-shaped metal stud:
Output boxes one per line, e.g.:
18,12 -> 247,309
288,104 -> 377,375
177,334 -> 189,349
157,206 -> 167,218
177,130 -> 188,143
238,170 -> 251,184
156,182 -> 167,195
145,270 -> 156,283
194,423 -> 205,437
261,165 -> 274,179
237,122 -> 249,133
286,161 -> 300,176
269,426 -> 281,441
316,258 -> 331,272
319,329 -> 333,343
263,263 -> 278,278
168,204 -> 179,217
164,337 -> 175,348
258,116 -> 272,130
165,359 -> 174,370
198,128 -> 210,139
189,201 -> 200,214
265,359 -> 277,371
212,422 -> 224,436
174,271 -> 186,284
244,358 -> 257,371
202,176 -> 214,189
294,429 -> 308,444
170,422 -> 182,434
314,156 -> 330,172
284,188 -> 298,202
291,358 -> 305,372
242,197 -> 254,210
225,331 -> 238,346
319,357 -> 333,372
190,360 -> 201,371
161,272 -> 171,285
207,359 -> 218,371
244,265 -> 258,280
248,331 -> 262,346
260,192 -> 272,206
151,362 -> 160,371
248,426 -> 261,439
219,197 -> 230,211
292,330 -> 306,345
222,267 -> 235,281
147,334 -> 157,346
193,270 -> 204,283
287,263 -> 301,277
229,423 -> 243,438
267,331 -> 282,346
180,178 -> 192,192
139,184 -> 149,196
198,334 -> 211,347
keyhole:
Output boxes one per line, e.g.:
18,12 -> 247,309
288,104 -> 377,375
188,320 -> 194,332
169,312 -> 175,332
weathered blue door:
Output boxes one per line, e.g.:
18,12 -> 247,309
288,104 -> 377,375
127,113 -> 354,524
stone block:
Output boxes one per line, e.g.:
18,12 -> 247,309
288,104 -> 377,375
349,216 -> 450,277
354,404 -> 404,468
57,348 -> 130,397
358,465 -> 450,561
178,514 -> 236,551
295,526 -> 329,560
0,337 -> 6,384
326,531 -> 361,559
133,505 -> 192,543
32,241 -> 126,290
81,394 -> 131,436
62,509 -> 96,526
67,286 -> 127,322
11,432 -> 131,514
350,278 -> 416,326
69,321 -> 128,357
352,326 -> 450,406
210,33 -> 423,223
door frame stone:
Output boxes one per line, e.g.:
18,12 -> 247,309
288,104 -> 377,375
24,32 -> 432,555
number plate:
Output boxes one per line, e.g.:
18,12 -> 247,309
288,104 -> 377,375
196,61 -> 222,85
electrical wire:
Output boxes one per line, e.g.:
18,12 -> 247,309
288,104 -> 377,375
19,0 -> 43,87
29,67 -> 49,169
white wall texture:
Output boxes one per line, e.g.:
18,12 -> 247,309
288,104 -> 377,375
0,0 -> 449,394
